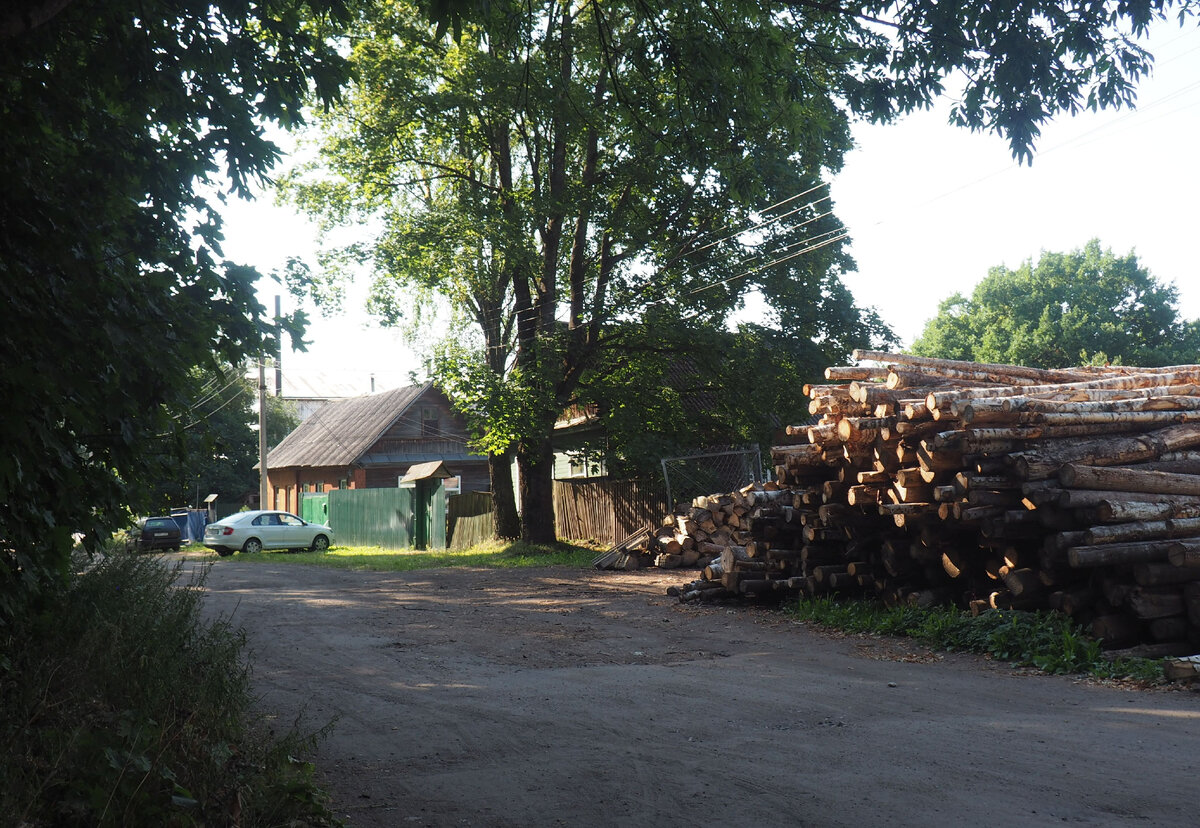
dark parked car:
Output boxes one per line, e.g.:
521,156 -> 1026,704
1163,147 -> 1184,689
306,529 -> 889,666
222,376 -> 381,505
127,516 -> 183,552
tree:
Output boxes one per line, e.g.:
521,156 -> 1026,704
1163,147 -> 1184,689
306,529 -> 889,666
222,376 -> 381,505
910,240 -> 1200,367
0,0 -> 349,619
286,0 -> 1196,542
563,312 -> 896,483
136,367 -> 301,513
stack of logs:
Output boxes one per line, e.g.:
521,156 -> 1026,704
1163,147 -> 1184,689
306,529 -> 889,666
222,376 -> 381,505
672,350 -> 1200,653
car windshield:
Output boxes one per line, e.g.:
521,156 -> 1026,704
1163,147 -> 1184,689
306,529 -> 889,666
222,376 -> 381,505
145,519 -> 175,530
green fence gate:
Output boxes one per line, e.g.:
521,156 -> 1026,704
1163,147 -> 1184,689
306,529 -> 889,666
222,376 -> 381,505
300,493 -> 329,525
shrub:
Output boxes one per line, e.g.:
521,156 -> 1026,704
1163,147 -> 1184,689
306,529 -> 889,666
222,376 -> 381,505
0,550 -> 338,826
790,597 -> 1163,683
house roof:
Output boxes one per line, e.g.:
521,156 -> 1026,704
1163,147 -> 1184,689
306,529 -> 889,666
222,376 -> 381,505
266,384 -> 430,469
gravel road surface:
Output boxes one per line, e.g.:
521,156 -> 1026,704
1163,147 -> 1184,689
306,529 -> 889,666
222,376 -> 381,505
192,558 -> 1200,827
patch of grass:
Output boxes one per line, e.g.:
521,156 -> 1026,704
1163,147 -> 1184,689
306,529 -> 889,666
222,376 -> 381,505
790,596 -> 1164,683
0,549 -> 339,826
219,539 -> 599,571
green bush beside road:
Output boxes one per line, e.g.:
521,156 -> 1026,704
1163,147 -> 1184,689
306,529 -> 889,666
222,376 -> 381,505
0,550 -> 339,826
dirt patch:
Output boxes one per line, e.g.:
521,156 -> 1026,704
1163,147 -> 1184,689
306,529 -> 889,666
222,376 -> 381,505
190,557 -> 1200,827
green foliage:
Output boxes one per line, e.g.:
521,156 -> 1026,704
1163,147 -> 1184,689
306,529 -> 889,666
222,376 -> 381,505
791,597 -> 1164,682
135,366 -> 302,514
911,240 -> 1200,367
569,319 -> 896,481
284,0 -> 896,538
0,551 -> 339,825
281,1 -> 1196,541
852,0 -> 1194,164
0,0 -> 348,620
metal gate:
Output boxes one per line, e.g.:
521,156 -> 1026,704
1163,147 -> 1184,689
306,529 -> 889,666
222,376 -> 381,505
300,492 -> 329,525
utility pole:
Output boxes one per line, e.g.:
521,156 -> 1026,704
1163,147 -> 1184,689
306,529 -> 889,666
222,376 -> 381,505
258,357 -> 268,509
274,295 -> 283,397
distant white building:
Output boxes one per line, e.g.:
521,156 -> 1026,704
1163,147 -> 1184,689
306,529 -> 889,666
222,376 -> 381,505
278,371 -> 364,422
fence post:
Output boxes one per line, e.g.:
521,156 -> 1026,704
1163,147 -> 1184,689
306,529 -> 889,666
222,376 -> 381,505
661,457 -> 672,510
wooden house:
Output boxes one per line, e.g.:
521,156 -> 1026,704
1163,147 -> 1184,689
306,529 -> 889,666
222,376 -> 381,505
265,384 -> 488,514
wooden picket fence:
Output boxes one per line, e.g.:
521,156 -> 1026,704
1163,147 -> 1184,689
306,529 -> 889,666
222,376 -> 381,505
446,480 -> 668,548
552,478 -> 667,546
447,491 -> 496,550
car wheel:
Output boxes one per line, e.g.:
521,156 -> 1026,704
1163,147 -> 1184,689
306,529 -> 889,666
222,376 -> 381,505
310,535 -> 330,552
242,538 -> 263,555
216,548 -> 234,557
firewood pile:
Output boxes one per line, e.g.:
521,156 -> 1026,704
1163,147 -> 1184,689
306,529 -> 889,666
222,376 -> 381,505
668,350 -> 1200,653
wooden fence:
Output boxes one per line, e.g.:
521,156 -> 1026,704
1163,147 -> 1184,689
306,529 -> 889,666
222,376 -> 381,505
552,478 -> 668,546
314,480 -> 669,550
447,492 -> 496,550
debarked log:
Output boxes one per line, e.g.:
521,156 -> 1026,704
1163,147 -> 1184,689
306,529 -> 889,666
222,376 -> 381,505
1067,539 -> 1174,568
1167,539 -> 1200,568
1084,517 -> 1200,546
1091,499 -> 1200,523
1057,489 -> 1200,509
1134,562 -> 1200,586
1128,587 -> 1185,620
1059,463 -> 1200,496
1008,424 -> 1200,481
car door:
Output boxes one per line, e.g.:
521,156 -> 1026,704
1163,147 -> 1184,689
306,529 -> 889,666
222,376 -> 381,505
250,513 -> 283,549
276,513 -> 309,548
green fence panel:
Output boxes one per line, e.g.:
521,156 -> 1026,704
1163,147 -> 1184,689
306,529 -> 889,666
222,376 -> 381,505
300,493 -> 329,525
328,488 -> 414,549
447,492 -> 495,550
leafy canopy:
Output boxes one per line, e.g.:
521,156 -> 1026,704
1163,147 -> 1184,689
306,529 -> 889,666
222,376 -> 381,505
0,0 -> 347,619
285,0 -> 1196,540
136,368 -> 301,514
910,240 -> 1200,367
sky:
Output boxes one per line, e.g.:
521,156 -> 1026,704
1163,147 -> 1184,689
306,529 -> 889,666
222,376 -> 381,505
220,19 -> 1200,394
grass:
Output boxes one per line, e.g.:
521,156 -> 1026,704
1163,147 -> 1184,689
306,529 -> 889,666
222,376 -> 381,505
199,539 -> 600,571
0,549 -> 339,826
790,596 -> 1166,684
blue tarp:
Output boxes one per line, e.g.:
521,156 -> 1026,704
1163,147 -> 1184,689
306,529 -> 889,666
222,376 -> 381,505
169,510 -> 208,543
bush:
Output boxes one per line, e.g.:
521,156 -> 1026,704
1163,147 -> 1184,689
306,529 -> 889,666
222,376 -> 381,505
790,597 -> 1163,683
0,550 -> 338,826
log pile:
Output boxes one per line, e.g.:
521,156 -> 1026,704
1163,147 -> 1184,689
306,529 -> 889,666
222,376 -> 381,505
671,351 -> 1200,653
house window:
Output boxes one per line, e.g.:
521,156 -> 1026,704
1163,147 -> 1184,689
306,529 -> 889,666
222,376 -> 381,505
569,456 -> 588,478
421,406 -> 440,436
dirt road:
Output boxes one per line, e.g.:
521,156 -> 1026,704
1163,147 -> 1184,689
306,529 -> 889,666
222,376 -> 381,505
193,558 -> 1200,827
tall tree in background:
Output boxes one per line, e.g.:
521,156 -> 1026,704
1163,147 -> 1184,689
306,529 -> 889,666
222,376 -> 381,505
910,240 -> 1200,368
138,368 -> 301,513
286,0 -> 886,541
0,0 -> 347,619
286,0 -> 1196,542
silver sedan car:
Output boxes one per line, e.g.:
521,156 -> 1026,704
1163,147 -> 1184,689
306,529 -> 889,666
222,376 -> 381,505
203,510 -> 334,556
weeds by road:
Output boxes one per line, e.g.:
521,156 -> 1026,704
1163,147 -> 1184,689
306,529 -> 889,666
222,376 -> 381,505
0,551 -> 338,826
791,596 -> 1165,684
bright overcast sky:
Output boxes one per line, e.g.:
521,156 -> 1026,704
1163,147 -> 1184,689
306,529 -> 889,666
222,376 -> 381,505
221,19 -> 1200,392
833,18 -> 1200,347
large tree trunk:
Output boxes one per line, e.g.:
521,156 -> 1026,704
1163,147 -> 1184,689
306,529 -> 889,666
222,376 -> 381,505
517,435 -> 557,544
489,450 -> 520,540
